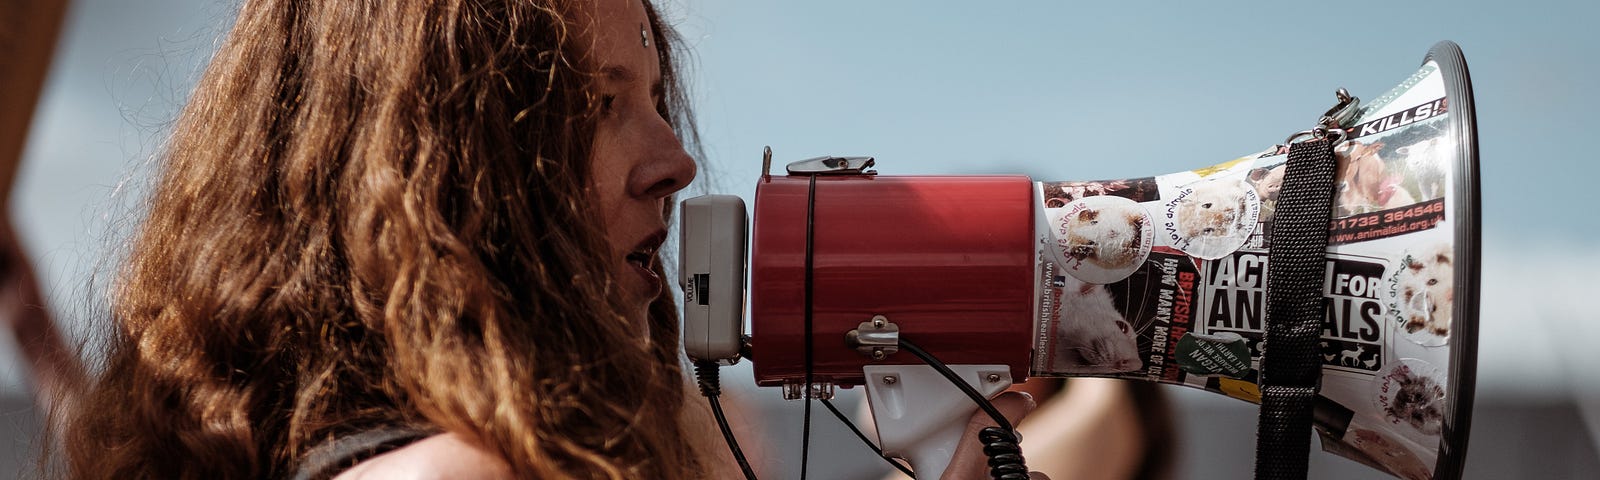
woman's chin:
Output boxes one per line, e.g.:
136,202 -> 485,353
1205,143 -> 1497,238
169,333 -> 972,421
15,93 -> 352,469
628,259 -> 664,299
627,305 -> 652,333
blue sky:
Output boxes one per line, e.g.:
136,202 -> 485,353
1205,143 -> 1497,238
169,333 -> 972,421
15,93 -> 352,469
5,0 -> 1597,410
673,1 -> 1597,243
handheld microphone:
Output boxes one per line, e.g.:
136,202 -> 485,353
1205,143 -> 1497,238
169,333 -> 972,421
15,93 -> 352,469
681,194 -> 747,366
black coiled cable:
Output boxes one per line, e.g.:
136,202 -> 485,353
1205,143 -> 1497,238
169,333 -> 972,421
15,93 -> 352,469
979,427 -> 1029,480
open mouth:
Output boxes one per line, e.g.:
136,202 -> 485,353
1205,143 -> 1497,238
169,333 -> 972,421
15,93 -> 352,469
626,230 -> 668,275
626,248 -> 657,270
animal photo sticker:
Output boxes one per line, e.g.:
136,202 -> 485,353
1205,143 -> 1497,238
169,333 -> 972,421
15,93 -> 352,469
1242,158 -> 1286,250
1246,159 -> 1286,226
1042,273 -> 1142,375
1324,103 -> 1453,246
1051,195 -> 1154,284
1162,176 -> 1260,260
1372,358 -> 1447,437
1335,140 -> 1417,217
1389,130 -> 1451,204
1385,242 -> 1454,346
1334,101 -> 1449,214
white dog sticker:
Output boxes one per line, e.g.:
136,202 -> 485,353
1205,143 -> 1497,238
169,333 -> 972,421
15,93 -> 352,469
1389,242 -> 1454,344
1051,195 -> 1154,284
1163,176 -> 1260,260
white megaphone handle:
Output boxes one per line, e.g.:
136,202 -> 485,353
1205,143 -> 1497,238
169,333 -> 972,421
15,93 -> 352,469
862,364 -> 1014,480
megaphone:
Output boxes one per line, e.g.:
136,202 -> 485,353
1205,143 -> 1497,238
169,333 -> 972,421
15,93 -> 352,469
683,41 -> 1478,480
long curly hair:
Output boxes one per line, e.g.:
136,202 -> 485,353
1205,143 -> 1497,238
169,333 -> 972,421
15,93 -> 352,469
58,0 -> 708,478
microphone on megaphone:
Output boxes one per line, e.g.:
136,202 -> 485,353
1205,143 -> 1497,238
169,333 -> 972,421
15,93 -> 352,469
682,41 -> 1478,480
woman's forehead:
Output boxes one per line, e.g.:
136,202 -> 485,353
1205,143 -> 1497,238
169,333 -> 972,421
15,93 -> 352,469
577,0 -> 659,80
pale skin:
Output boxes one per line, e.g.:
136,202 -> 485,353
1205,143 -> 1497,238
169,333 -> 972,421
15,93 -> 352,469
2,0 -> 83,425
873,379 -> 1146,480
581,0 -> 697,327
1011,378 -> 1150,480
338,0 -> 1047,478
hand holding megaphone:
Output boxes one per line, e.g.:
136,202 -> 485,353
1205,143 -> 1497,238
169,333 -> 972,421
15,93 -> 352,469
944,391 -> 1044,480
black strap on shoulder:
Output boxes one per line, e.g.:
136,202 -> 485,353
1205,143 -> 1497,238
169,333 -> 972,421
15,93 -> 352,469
291,425 -> 436,480
1254,138 -> 1338,480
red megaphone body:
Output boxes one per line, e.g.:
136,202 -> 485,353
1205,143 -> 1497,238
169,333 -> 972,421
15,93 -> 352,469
749,172 -> 1037,389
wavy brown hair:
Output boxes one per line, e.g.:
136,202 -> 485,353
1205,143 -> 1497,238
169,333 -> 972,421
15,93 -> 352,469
58,0 -> 707,478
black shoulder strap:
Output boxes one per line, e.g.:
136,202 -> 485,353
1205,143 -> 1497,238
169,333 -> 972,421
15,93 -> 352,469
1254,138 -> 1338,480
291,425 -> 436,480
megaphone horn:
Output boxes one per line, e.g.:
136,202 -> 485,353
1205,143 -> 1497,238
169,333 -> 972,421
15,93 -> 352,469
684,41 -> 1478,480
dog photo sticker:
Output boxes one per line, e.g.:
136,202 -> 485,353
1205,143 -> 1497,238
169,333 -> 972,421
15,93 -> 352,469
1372,358 -> 1446,437
1162,176 -> 1260,260
1385,243 -> 1454,347
1050,195 -> 1154,284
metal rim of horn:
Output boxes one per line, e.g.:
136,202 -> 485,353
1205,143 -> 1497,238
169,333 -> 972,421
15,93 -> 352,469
1430,39 -> 1480,480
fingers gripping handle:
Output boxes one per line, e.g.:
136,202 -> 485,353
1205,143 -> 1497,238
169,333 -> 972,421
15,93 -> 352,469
863,365 -> 1013,479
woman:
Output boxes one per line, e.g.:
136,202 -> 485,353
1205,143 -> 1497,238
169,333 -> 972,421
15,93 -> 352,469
53,0 -> 1038,478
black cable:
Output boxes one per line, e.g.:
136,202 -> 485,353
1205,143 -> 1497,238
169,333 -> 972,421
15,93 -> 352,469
800,393 -> 814,480
818,398 -> 916,478
800,175 -> 819,480
694,362 -> 759,480
895,338 -> 1012,431
897,337 -> 1031,480
978,428 -> 1028,480
706,395 -> 759,480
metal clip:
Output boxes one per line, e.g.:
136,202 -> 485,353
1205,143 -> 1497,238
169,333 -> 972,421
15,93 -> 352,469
845,315 -> 899,361
1282,88 -> 1360,148
762,146 -> 773,179
785,156 -> 877,176
1318,88 -> 1360,129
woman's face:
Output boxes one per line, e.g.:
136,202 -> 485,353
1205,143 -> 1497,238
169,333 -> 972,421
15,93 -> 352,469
582,0 -> 697,324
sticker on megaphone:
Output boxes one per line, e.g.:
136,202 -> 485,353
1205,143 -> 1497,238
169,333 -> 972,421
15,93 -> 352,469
1028,50 -> 1474,480
1046,194 -> 1154,284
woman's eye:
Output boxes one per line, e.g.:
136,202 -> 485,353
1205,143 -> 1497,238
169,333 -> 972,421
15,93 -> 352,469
600,95 -> 617,113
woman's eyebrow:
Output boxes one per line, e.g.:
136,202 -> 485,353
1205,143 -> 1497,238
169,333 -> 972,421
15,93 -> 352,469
600,65 -> 639,84
600,64 -> 663,100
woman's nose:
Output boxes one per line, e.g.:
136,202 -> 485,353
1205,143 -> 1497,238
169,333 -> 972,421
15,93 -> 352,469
629,123 -> 697,199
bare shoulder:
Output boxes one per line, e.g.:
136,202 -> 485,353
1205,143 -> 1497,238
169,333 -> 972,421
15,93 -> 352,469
332,432 -> 514,480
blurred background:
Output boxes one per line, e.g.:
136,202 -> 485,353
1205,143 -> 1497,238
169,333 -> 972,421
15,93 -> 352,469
3,0 -> 1596,478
